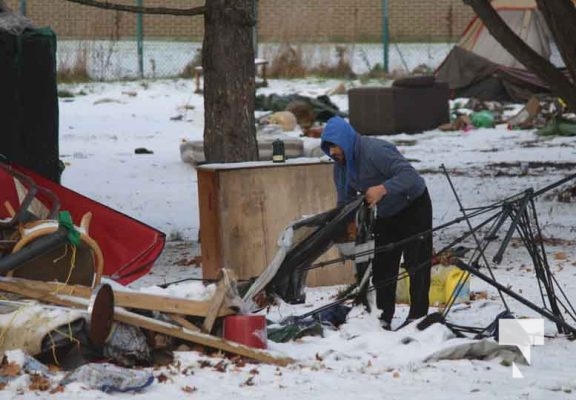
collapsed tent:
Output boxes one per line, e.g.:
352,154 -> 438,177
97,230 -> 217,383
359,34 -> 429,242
435,0 -> 566,102
0,161 -> 165,285
242,197 -> 364,310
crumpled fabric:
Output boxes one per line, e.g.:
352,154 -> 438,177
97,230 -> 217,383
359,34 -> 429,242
423,338 -> 527,365
60,362 -> 154,393
103,322 -> 151,367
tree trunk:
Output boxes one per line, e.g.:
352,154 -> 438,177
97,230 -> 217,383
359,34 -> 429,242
203,0 -> 258,163
463,0 -> 576,113
535,0 -> 576,85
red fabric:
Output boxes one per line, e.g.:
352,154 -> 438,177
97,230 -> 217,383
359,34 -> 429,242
2,162 -> 166,285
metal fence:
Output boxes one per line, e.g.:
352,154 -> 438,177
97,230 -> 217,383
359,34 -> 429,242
56,39 -> 202,81
54,40 -> 459,81
11,0 -> 465,81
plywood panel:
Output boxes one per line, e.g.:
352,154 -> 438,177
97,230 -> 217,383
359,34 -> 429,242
197,169 -> 222,280
198,161 -> 354,287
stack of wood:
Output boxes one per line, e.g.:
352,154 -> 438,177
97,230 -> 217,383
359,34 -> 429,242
0,269 -> 293,367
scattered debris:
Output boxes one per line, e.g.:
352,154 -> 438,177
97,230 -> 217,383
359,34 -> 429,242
134,147 -> 154,154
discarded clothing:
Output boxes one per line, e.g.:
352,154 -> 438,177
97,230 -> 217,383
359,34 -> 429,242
61,362 -> 154,393
268,304 -> 351,343
424,338 -> 527,365
103,322 -> 151,367
255,93 -> 347,123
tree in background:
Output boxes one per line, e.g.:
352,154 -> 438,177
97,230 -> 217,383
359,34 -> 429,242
202,0 -> 258,163
62,0 -> 258,163
464,0 -> 576,112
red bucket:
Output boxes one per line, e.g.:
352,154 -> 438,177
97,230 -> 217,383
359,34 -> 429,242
223,315 -> 267,349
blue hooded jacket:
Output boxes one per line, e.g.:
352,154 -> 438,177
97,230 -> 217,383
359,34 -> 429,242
321,116 -> 426,218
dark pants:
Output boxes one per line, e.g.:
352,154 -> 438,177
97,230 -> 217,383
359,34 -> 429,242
372,189 -> 433,323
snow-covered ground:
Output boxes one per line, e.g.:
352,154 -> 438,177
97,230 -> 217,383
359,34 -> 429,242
4,75 -> 576,399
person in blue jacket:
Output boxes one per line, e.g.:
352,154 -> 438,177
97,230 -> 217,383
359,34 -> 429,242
321,116 -> 433,330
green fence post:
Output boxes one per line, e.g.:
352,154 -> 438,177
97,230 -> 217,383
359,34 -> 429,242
136,0 -> 144,79
19,0 -> 26,16
381,0 -> 389,73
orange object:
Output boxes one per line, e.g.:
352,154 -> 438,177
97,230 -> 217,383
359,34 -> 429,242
223,315 -> 267,349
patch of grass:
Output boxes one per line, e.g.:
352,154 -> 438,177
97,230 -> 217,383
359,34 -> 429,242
267,44 -> 308,79
359,63 -> 389,83
57,89 -> 75,98
57,46 -> 91,83
309,46 -> 356,79
180,48 -> 202,79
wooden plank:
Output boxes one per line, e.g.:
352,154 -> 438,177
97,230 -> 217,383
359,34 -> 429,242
0,278 -> 234,317
0,278 -> 293,366
114,309 -> 293,367
202,275 -> 228,333
169,313 -> 201,332
198,169 -> 222,280
201,269 -> 236,333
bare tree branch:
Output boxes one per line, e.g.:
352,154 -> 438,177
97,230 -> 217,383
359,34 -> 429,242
535,0 -> 576,85
64,0 -> 205,16
0,0 -> 12,12
463,0 -> 576,111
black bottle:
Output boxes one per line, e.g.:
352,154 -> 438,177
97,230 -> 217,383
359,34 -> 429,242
272,139 -> 286,163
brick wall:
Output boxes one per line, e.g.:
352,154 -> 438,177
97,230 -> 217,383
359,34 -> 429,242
4,0 -> 474,42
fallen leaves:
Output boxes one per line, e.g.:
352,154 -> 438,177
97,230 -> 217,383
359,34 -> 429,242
156,373 -> 171,384
554,252 -> 568,260
0,361 -> 20,377
175,255 -> 202,267
470,291 -> 488,300
181,385 -> 197,393
28,375 -> 50,392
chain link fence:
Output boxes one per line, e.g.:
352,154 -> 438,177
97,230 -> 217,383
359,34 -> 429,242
6,0 -> 470,81
57,39 -> 202,81
56,40 -> 458,81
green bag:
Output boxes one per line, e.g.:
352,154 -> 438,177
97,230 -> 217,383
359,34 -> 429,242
537,116 -> 576,137
470,110 -> 495,128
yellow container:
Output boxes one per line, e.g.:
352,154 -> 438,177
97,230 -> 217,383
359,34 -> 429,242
395,265 -> 470,306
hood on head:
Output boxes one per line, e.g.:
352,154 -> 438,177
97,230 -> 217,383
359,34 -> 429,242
321,116 -> 357,163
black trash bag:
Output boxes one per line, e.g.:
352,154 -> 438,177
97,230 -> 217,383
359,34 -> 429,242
37,318 -> 96,370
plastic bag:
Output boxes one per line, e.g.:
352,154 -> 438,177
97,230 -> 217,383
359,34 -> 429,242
470,110 -> 495,128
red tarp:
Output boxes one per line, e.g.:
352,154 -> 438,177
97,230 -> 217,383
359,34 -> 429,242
0,162 -> 166,285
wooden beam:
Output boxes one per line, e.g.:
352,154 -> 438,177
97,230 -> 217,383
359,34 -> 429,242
114,309 -> 293,366
0,278 -> 235,317
169,313 -> 201,332
202,269 -> 234,333
0,278 -> 293,366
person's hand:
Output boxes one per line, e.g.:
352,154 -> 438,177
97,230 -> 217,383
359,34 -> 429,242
365,184 -> 387,208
